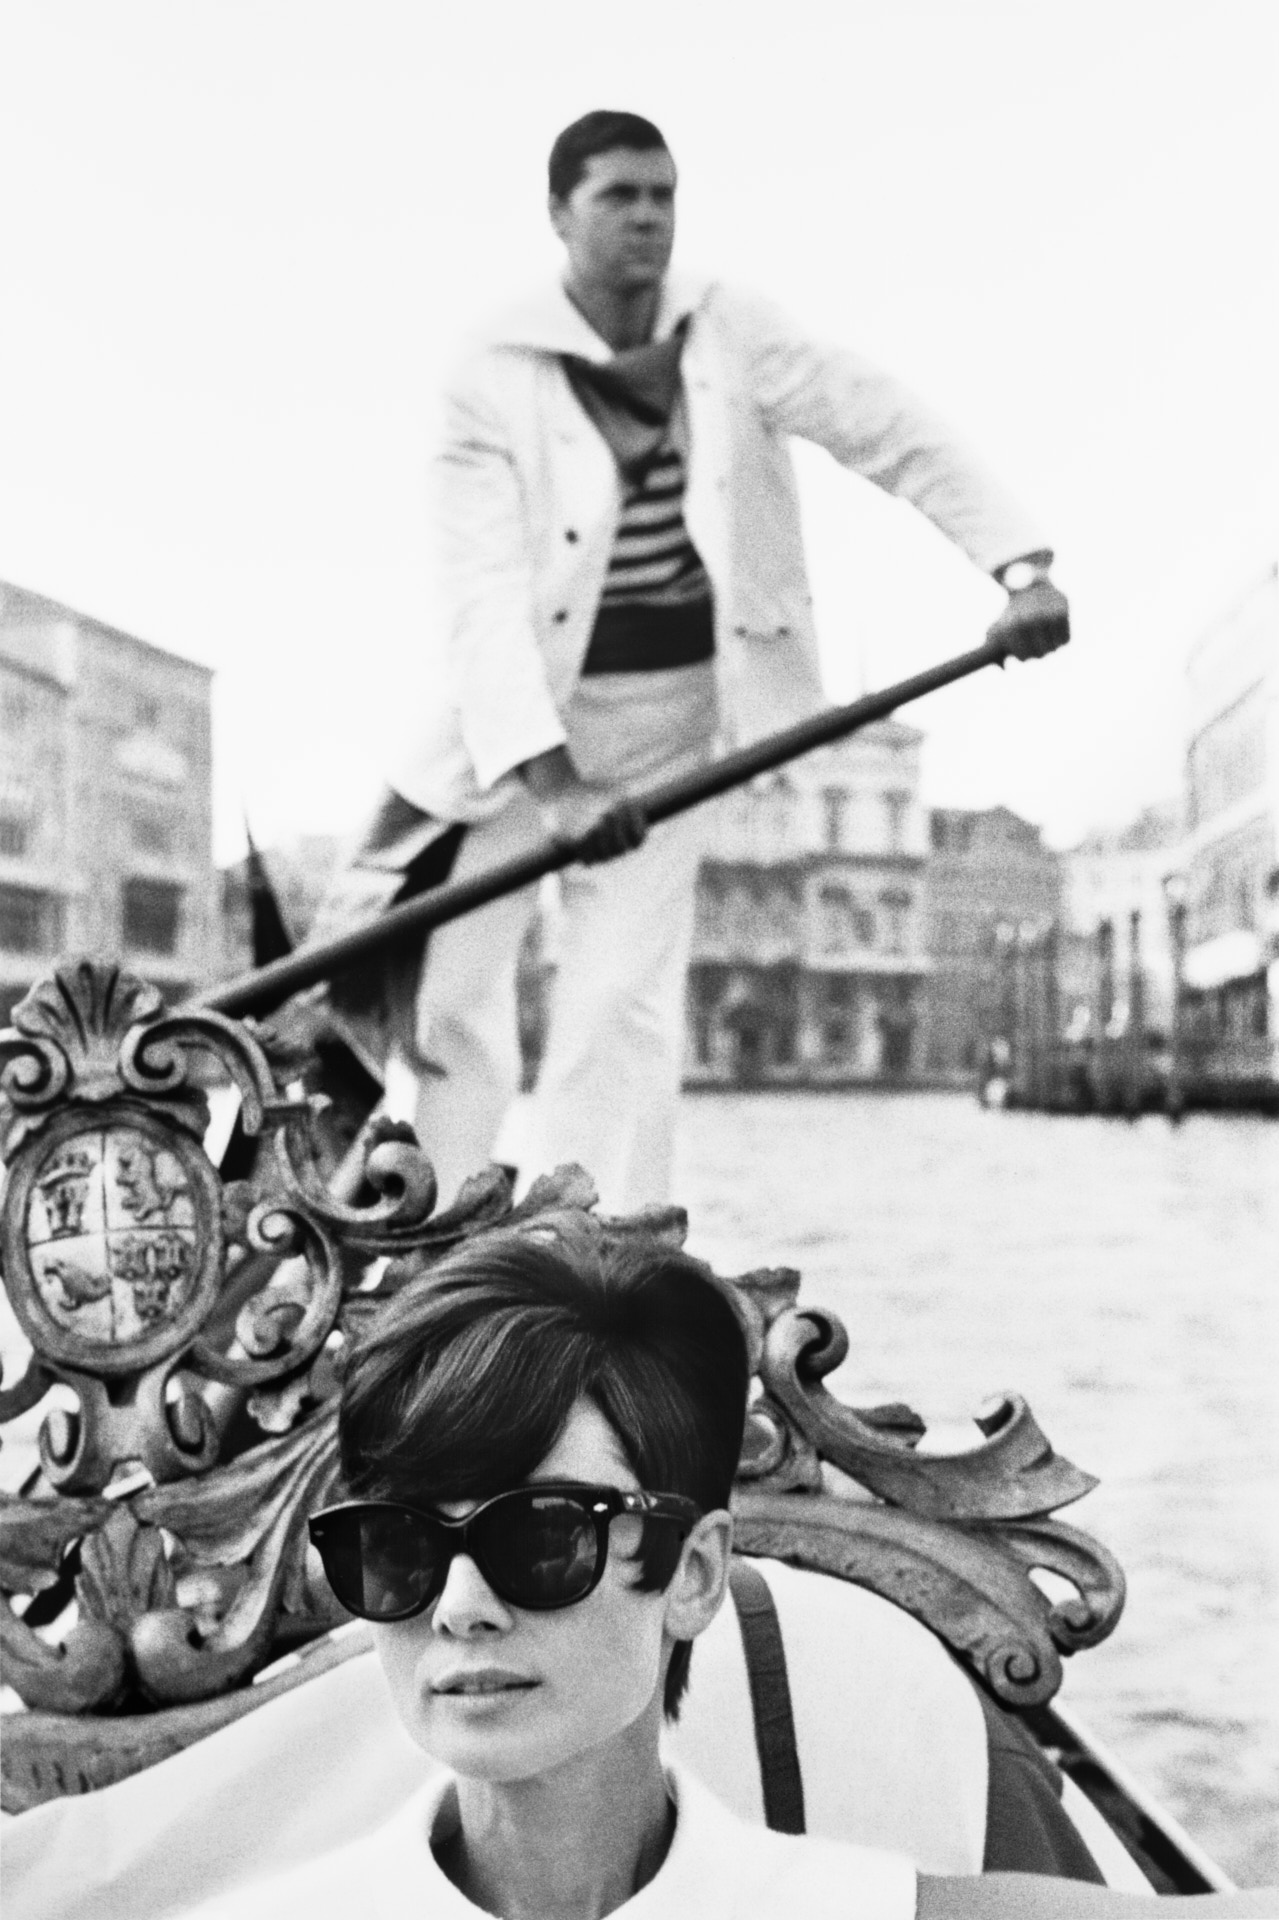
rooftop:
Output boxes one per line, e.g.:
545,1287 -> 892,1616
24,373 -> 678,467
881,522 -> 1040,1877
0,580 -> 214,678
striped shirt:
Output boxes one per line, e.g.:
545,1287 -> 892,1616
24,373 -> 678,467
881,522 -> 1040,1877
580,421 -> 715,676
601,440 -> 711,610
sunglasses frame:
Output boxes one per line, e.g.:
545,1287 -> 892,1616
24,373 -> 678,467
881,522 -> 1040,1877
308,1480 -> 703,1621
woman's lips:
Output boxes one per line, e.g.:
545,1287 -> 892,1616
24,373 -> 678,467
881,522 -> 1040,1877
430,1667 -> 538,1697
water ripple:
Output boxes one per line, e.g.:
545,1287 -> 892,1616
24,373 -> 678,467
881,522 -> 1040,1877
676,1090 -> 1279,1887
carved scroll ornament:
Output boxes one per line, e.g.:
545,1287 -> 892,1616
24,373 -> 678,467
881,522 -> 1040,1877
1,961 -> 1126,1811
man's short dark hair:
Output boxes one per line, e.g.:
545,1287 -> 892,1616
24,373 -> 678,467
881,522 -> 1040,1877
548,111 -> 671,202
338,1224 -> 749,1716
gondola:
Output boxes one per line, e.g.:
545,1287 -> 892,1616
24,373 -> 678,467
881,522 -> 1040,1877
0,639 -> 1246,1907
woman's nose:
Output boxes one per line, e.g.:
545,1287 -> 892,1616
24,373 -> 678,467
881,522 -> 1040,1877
431,1552 -> 513,1636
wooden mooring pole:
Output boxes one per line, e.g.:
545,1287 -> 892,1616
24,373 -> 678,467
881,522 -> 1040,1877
1037,925 -> 1052,1113
1165,881 -> 1188,1123
1122,908 -> 1146,1117
1095,918 -> 1115,1110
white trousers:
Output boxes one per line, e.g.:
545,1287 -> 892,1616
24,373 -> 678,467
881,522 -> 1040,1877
387,665 -> 717,1215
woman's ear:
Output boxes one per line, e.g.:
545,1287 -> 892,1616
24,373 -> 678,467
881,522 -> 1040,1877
662,1508 -> 734,1643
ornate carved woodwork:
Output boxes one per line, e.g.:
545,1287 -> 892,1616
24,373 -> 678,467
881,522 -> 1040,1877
0,960 -> 1126,1812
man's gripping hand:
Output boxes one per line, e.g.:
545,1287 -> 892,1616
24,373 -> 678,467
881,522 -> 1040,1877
517,746 -> 648,865
987,553 -> 1070,661
538,785 -> 649,865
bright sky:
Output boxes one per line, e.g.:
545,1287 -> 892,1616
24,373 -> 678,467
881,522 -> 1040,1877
2,0 -> 1276,862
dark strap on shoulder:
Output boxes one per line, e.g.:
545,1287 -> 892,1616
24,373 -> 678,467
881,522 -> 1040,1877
728,1558 -> 806,1835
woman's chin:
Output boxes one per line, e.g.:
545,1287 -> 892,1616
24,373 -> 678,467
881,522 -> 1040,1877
413,1702 -> 563,1780
413,1699 -> 634,1785
425,1733 -> 575,1784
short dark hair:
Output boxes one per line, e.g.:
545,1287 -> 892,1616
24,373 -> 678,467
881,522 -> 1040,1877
338,1224 -> 749,1716
548,110 -> 671,202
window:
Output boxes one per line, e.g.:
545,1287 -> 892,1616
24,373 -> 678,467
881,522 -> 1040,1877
818,884 -> 853,953
881,888 -> 912,955
818,983 -> 856,1060
819,886 -> 875,951
762,883 -> 800,948
696,876 -> 726,944
135,694 -> 162,729
0,815 -> 29,858
725,885 -> 748,947
822,1019 -> 853,1058
123,878 -> 183,955
821,788 -> 849,851
884,790 -> 910,852
931,812 -> 973,854
0,885 -> 62,954
131,807 -> 174,855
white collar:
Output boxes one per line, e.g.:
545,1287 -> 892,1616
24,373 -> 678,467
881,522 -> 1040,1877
471,270 -> 715,361
383,1764 -> 756,1917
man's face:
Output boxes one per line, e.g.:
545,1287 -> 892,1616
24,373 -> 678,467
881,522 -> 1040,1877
550,145 -> 677,294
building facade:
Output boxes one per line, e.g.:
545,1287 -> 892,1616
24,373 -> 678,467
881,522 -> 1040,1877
1178,565 -> 1279,1074
0,582 -> 217,1021
921,806 -> 1062,1080
685,722 -> 930,1085
1182,568 -> 1279,964
1059,802 -> 1183,1035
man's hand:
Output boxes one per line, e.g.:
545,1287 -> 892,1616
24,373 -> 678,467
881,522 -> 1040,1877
535,784 -> 649,864
987,574 -> 1071,662
517,746 -> 648,865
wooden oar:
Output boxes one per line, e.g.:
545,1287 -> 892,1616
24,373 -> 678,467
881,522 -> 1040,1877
201,635 -> 1013,1020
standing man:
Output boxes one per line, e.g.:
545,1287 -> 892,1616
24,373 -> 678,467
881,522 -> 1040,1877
369,109 -> 1068,1212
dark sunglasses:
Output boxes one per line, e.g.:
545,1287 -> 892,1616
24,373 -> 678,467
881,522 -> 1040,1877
308,1481 -> 702,1620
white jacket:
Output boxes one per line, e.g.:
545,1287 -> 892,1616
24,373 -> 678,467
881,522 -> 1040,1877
391,273 -> 1047,820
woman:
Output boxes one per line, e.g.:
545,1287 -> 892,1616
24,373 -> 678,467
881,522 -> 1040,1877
204,1226 -> 1270,1918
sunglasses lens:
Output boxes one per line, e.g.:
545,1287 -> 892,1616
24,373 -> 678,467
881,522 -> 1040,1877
476,1492 -> 602,1609
317,1507 -> 445,1620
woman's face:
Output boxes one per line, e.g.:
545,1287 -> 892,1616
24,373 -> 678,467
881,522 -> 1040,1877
372,1397 -> 683,1783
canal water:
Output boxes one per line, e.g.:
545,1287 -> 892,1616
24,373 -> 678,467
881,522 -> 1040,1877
675,1089 -> 1279,1887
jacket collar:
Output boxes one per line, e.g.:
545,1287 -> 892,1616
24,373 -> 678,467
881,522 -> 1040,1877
473,269 -> 714,361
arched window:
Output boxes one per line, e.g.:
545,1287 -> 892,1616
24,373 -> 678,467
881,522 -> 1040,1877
818,884 -> 852,953
880,887 -> 912,955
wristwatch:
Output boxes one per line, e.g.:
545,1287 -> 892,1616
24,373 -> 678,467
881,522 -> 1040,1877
1000,556 -> 1054,592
